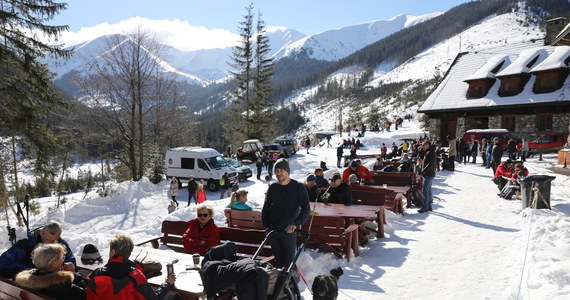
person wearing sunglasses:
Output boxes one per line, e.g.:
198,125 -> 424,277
182,204 -> 221,255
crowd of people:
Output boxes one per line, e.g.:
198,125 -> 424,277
1,114 -> 535,298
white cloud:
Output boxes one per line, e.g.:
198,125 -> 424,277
55,17 -> 240,51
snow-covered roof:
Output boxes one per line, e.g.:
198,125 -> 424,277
464,55 -> 508,81
419,42 -> 570,113
495,48 -> 547,77
530,45 -> 570,72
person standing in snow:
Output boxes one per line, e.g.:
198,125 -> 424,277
262,158 -> 310,268
447,136 -> 457,171
219,173 -> 230,199
490,137 -> 504,174
187,175 -> 198,206
336,144 -> 344,168
418,140 -> 436,213
169,177 -> 179,207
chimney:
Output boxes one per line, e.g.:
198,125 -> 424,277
545,17 -> 567,45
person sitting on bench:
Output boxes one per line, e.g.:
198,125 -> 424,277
0,221 -> 76,279
183,205 -> 221,255
14,243 -> 86,299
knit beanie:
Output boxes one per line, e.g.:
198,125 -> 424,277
274,158 -> 290,174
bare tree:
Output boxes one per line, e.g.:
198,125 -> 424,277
74,28 -> 188,181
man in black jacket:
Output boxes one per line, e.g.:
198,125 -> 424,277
262,158 -> 310,268
419,141 -> 437,213
325,173 -> 352,206
336,144 -> 344,167
490,137 -> 504,174
187,176 -> 198,206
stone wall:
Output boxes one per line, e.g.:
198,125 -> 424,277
427,117 -> 441,138
516,115 -> 537,140
456,117 -> 466,140
488,115 -> 501,129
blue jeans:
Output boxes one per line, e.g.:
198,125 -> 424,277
422,176 -> 434,211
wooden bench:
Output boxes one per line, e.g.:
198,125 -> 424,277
0,277 -> 55,300
224,209 -> 265,230
136,220 -> 273,262
299,215 -> 359,262
352,185 -> 404,215
371,171 -> 422,208
224,209 -> 359,262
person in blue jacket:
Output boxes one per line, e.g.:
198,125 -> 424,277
0,221 -> 76,279
226,189 -> 253,211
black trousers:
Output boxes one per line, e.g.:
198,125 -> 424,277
268,230 -> 296,268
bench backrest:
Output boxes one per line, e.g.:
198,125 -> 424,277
160,220 -> 189,253
218,227 -> 272,259
224,209 -> 265,230
301,216 -> 350,245
371,171 -> 415,186
0,278 -> 54,300
351,187 -> 387,206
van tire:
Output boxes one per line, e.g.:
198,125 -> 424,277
207,179 -> 219,192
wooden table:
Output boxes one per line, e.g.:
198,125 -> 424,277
310,202 -> 384,238
77,246 -> 205,300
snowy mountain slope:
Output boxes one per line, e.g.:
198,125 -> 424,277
163,27 -> 306,81
273,13 -> 442,61
371,11 -> 544,85
46,12 -> 439,87
281,11 -> 545,135
46,27 -> 306,84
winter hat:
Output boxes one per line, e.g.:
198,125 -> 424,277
350,160 -> 358,168
306,174 -> 316,182
274,158 -> 290,174
349,174 -> 358,184
81,243 -> 102,264
329,173 -> 342,181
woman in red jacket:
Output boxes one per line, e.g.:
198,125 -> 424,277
182,204 -> 221,255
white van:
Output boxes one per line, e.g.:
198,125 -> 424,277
164,147 -> 238,191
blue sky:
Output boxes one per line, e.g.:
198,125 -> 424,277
52,0 -> 472,50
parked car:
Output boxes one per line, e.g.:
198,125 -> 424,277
236,139 -> 264,163
164,147 -> 238,191
527,133 -> 569,151
225,158 -> 252,182
275,138 -> 298,157
263,143 -> 287,158
461,129 -> 517,148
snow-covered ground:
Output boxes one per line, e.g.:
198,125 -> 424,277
1,120 -> 569,299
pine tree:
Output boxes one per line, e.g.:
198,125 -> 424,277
251,10 -> 275,141
225,3 -> 274,144
0,0 -> 71,225
225,3 -> 255,144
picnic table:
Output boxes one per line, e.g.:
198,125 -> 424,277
77,246 -> 205,300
